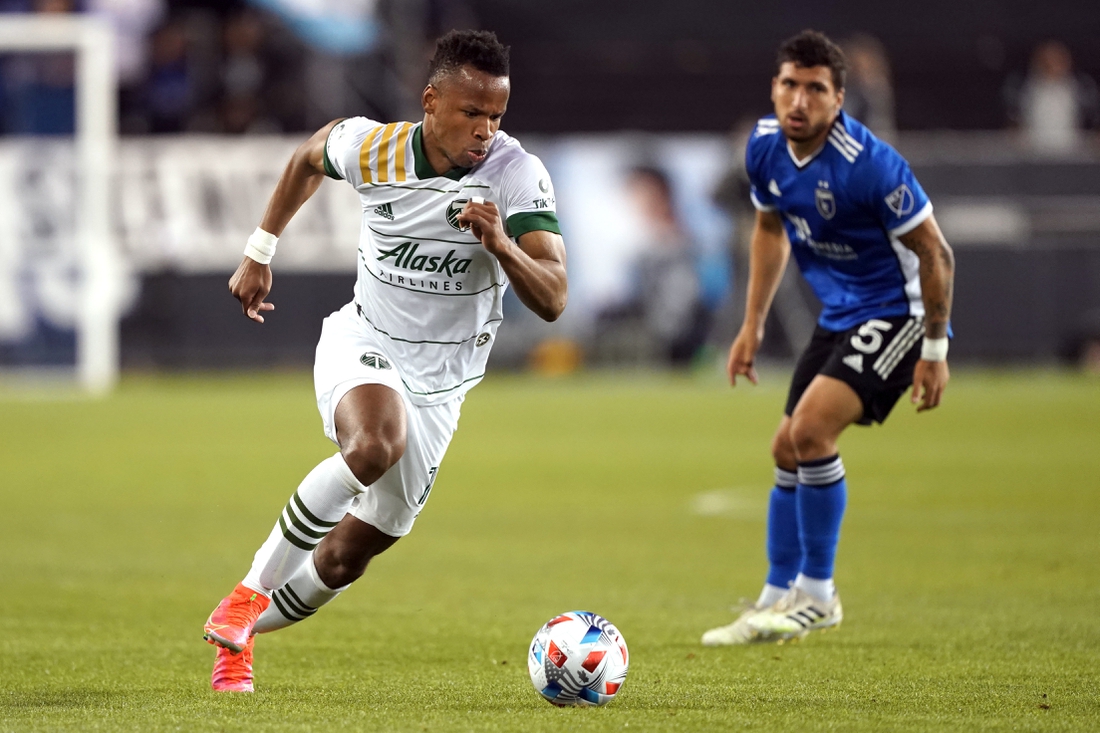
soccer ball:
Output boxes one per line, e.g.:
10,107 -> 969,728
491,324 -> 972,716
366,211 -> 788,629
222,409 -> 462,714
527,610 -> 629,707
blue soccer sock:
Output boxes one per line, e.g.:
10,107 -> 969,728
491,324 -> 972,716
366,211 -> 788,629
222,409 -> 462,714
796,455 -> 847,594
764,467 -> 801,593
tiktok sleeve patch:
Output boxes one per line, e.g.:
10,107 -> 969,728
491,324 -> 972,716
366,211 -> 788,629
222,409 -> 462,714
499,153 -> 560,238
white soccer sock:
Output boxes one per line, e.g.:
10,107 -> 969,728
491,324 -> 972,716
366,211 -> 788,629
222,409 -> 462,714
252,554 -> 348,634
242,453 -> 363,595
756,583 -> 789,608
794,573 -> 836,603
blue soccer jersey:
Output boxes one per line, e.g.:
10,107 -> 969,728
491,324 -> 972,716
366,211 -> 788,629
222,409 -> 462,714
746,111 -> 932,332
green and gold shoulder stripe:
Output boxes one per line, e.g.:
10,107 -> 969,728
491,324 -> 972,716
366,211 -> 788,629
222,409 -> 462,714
359,121 -> 416,184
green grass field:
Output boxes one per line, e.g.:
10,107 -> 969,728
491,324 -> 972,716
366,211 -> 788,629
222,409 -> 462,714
1,369 -> 1098,732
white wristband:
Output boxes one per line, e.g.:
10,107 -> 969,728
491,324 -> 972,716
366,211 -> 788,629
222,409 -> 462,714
471,196 -> 485,205
920,336 -> 949,362
244,227 -> 278,265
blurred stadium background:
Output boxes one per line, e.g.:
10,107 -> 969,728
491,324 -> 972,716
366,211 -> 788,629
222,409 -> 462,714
1,0 -> 1099,384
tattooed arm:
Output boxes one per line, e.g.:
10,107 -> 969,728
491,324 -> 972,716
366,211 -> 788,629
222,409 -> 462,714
898,215 -> 955,411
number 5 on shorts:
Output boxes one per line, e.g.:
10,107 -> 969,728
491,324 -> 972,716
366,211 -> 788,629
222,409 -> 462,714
849,319 -> 893,354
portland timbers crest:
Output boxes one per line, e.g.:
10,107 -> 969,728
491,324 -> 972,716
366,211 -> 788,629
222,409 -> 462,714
815,184 -> 836,220
446,198 -> 471,231
360,352 -> 391,370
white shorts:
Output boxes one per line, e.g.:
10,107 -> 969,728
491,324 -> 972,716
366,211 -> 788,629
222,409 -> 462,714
314,303 -> 463,538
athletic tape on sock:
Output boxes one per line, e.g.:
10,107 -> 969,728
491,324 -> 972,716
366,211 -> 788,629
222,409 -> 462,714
798,455 -> 846,486
775,466 -> 798,489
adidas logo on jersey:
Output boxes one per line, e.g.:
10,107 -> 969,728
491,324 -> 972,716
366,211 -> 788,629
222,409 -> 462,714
842,353 -> 863,373
374,203 -> 395,220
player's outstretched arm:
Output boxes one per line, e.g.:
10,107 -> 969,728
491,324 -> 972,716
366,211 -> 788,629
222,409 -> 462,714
898,214 -> 956,411
457,201 -> 567,322
728,209 -> 790,386
228,119 -> 343,323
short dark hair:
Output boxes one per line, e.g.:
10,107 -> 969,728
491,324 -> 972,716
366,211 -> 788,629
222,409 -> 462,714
777,30 -> 846,90
428,30 -> 510,85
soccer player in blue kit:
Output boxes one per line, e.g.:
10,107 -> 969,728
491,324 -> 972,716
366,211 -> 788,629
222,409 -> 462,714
702,30 -> 955,645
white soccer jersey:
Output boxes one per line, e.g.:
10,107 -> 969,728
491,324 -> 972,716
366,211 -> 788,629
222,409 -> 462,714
323,117 -> 560,406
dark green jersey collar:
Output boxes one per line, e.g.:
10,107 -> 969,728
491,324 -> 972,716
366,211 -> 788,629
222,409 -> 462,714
412,124 -> 471,181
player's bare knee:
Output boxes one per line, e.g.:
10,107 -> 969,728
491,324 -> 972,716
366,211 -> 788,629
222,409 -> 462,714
788,415 -> 830,462
770,429 -> 797,469
329,557 -> 368,588
314,538 -> 369,588
340,433 -> 406,485
319,555 -> 366,589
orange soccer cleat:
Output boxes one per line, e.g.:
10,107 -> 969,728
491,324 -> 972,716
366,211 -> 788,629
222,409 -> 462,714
211,634 -> 256,692
203,583 -> 270,653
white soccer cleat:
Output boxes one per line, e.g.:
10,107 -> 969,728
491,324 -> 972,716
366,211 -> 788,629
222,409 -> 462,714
701,603 -> 767,646
747,587 -> 842,641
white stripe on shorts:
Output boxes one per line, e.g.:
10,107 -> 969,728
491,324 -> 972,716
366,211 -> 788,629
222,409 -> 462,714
873,318 -> 923,379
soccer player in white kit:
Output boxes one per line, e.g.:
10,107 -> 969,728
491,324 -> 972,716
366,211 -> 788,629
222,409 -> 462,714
201,30 -> 567,692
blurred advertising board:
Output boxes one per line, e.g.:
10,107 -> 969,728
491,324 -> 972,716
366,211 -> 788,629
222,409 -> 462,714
0,133 -> 735,365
